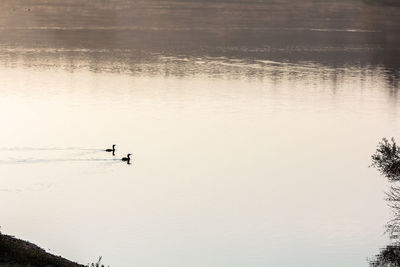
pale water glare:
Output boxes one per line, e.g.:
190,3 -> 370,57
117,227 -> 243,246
0,57 -> 399,266
1,0 -> 400,266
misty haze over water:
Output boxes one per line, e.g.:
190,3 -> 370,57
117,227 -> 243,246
1,0 -> 399,74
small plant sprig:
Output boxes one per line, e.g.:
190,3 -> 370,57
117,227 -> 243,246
88,256 -> 109,267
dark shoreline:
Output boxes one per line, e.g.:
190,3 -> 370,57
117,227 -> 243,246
0,233 -> 84,267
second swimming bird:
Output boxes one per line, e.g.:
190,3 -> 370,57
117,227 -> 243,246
122,154 -> 131,162
105,144 -> 116,152
105,144 -> 116,156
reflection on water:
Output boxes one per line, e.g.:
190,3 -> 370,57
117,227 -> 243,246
0,0 -> 400,266
1,56 -> 399,266
0,0 -> 400,71
0,0 -> 399,88
1,49 -> 400,95
370,244 -> 400,266
370,139 -> 400,266
370,184 -> 400,266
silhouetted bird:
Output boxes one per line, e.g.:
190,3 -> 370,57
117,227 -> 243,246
122,154 -> 131,162
105,144 -> 116,154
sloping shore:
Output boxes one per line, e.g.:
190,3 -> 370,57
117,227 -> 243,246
0,233 -> 84,267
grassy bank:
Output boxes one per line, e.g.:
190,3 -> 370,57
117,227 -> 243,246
0,233 -> 84,267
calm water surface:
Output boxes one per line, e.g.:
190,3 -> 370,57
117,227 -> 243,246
1,0 -> 400,266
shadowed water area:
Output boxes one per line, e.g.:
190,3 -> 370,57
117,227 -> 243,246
0,0 -> 400,266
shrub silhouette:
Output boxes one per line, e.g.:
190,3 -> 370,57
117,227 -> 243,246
371,138 -> 400,181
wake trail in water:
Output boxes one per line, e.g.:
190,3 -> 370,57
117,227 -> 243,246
0,158 -> 120,165
0,147 -> 103,151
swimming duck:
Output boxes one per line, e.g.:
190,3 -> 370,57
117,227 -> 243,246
105,144 -> 116,154
122,154 -> 131,162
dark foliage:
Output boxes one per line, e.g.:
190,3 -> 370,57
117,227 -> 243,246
385,186 -> 400,239
370,244 -> 400,267
371,138 -> 400,182
0,233 -> 84,267
370,137 -> 400,266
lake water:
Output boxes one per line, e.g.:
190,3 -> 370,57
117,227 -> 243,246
1,0 -> 400,266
